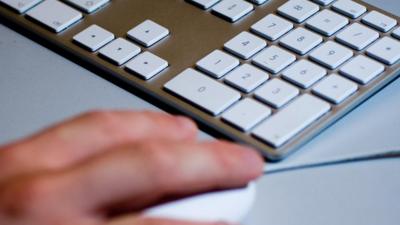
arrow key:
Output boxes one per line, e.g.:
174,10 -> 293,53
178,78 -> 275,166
127,20 -> 169,47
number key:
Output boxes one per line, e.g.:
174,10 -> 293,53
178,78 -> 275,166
255,78 -> 299,108
279,27 -> 323,55
224,31 -> 267,59
309,41 -> 353,69
277,0 -> 319,23
251,14 -> 293,41
224,64 -> 269,93
282,59 -> 326,88
196,50 -> 240,78
164,68 -> 241,116
252,46 -> 296,74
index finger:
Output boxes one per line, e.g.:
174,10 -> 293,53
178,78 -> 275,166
0,110 -> 197,182
38,141 -> 264,213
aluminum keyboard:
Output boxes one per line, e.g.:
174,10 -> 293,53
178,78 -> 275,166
0,0 -> 399,160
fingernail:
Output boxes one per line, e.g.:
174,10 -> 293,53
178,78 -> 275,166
176,116 -> 197,131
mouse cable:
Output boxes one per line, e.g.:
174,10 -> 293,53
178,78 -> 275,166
263,149 -> 400,175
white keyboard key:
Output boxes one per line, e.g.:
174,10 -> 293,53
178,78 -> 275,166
222,98 -> 271,131
73,24 -> 114,52
393,27 -> 400,39
339,55 -> 384,84
164,68 -> 241,116
332,0 -> 366,19
0,0 -> 42,13
127,20 -> 169,47
282,59 -> 326,88
255,78 -> 299,108
336,23 -> 379,50
251,14 -> 293,41
196,50 -> 240,78
125,52 -> 168,80
309,41 -> 353,69
252,46 -> 296,74
26,0 -> 82,33
252,94 -> 331,147
366,36 -> 400,65
65,0 -> 109,13
212,0 -> 254,22
306,9 -> 349,36
188,0 -> 221,9
277,0 -> 319,23
224,31 -> 267,59
99,38 -> 141,66
312,74 -> 358,104
224,64 -> 269,93
311,0 -> 334,6
362,10 -> 397,32
279,27 -> 323,55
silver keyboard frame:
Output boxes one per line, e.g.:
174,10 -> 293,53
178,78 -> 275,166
1,0 -> 399,161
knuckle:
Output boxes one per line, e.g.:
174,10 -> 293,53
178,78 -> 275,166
141,143 -> 179,184
0,145 -> 29,176
85,110 -> 130,139
145,143 -> 175,169
0,177 -> 54,215
84,110 -> 119,125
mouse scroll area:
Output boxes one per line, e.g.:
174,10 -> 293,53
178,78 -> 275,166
143,182 -> 256,223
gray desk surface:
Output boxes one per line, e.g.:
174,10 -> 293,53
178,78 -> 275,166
1,1 -> 400,224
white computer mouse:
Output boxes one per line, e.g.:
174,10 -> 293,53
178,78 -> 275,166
144,182 -> 256,223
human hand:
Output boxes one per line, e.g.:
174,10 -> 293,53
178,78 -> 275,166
0,111 -> 264,225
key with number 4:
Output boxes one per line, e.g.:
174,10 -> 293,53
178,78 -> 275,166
224,31 -> 267,59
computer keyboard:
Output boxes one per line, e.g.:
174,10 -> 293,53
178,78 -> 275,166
0,0 -> 399,160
